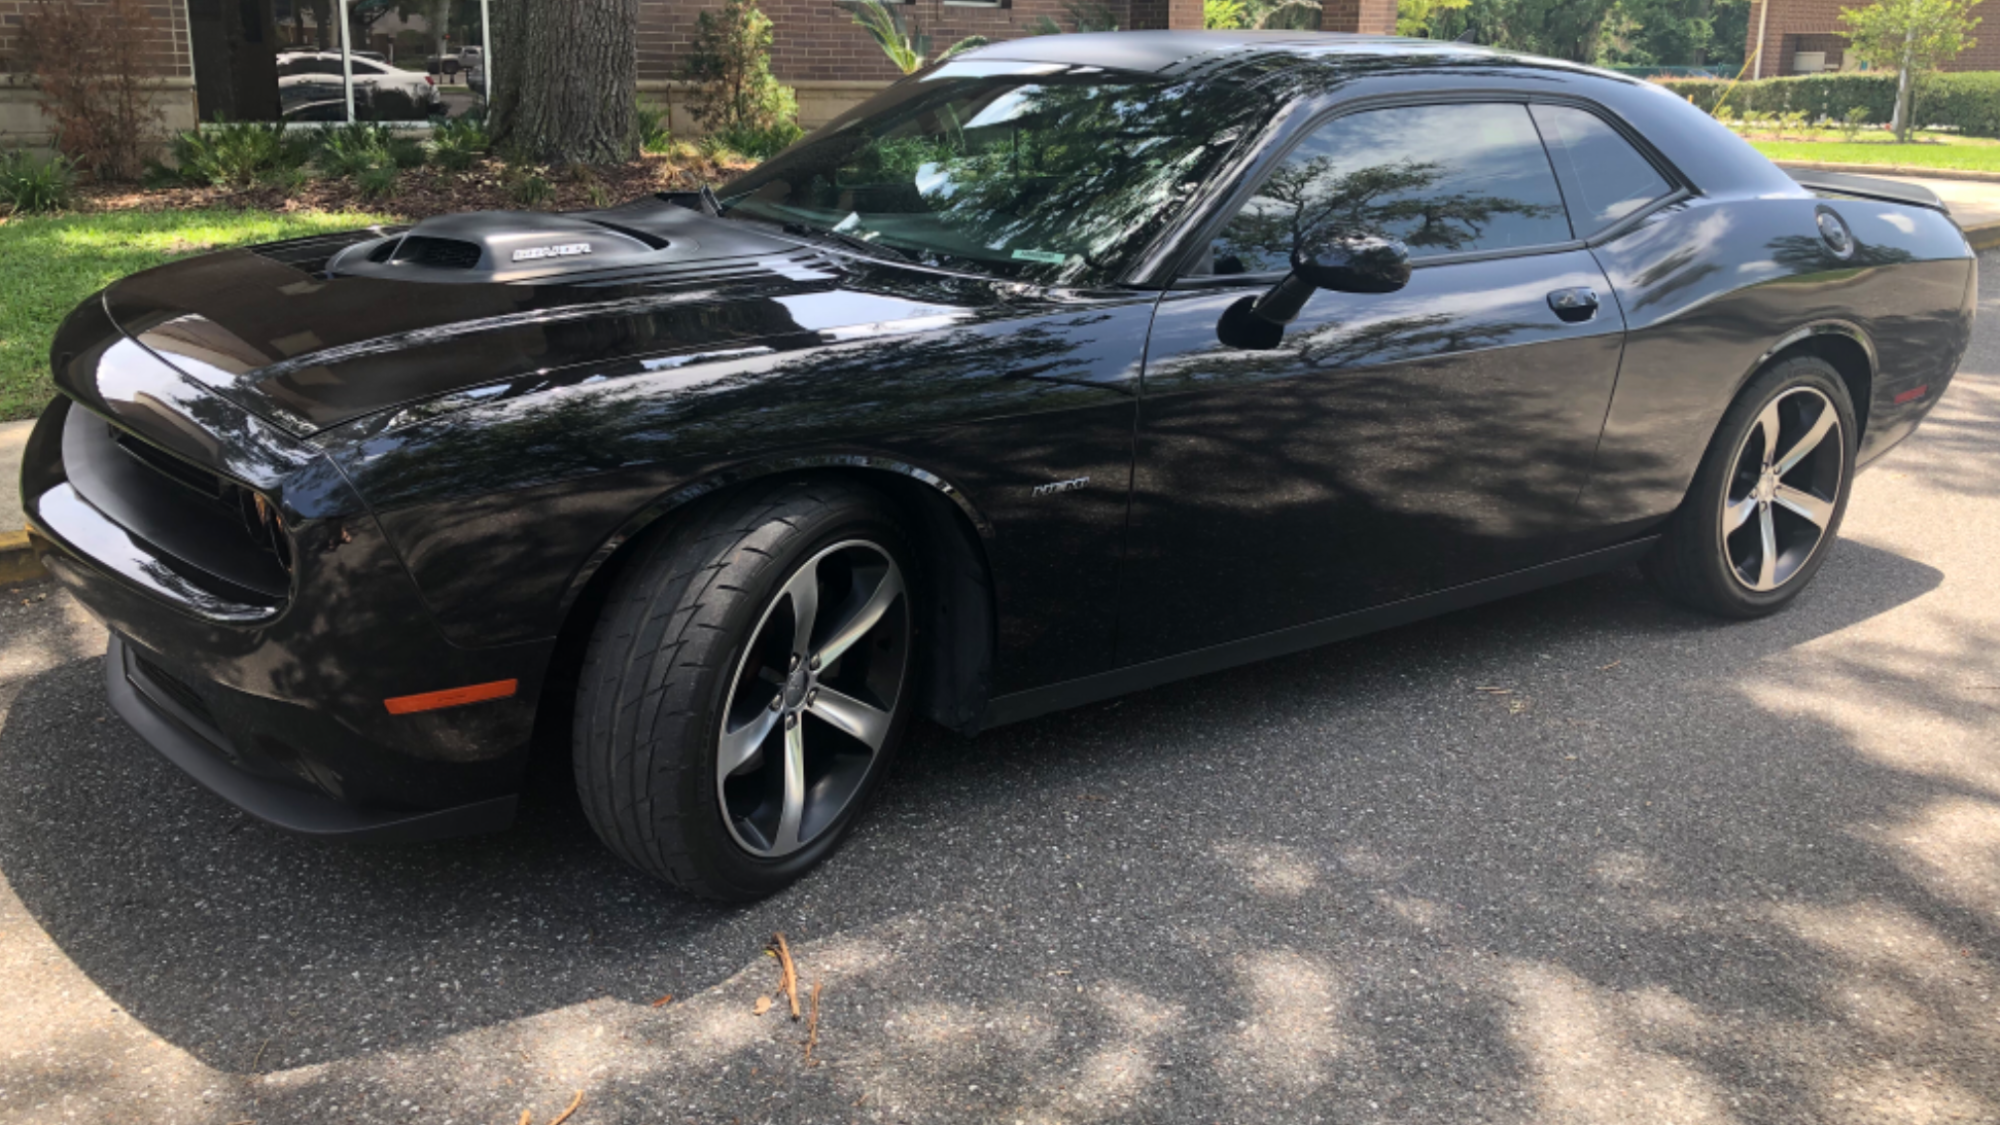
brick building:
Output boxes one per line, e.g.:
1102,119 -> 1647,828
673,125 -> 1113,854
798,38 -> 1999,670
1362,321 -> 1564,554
647,0 -> 1393,130
0,0 -> 197,146
1744,0 -> 2000,79
0,0 -> 1395,145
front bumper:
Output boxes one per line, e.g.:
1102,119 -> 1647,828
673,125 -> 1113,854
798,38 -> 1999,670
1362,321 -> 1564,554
107,633 -> 516,841
23,304 -> 553,838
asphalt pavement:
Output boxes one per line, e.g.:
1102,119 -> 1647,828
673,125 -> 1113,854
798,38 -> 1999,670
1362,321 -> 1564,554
3,257 -> 2000,1125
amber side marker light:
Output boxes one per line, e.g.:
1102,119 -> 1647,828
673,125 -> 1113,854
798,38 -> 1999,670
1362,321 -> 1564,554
1893,384 -> 1930,405
384,679 -> 518,715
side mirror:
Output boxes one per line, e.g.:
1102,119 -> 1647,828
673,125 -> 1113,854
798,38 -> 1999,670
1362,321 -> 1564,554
1293,232 -> 1412,296
1217,232 -> 1411,350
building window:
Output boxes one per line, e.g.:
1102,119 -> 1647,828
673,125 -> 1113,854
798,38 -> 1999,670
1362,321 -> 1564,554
193,0 -> 489,127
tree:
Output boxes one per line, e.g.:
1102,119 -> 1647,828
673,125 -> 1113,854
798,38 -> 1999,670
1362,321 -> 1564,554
681,0 -> 803,155
1397,0 -> 1471,37
489,0 -> 640,165
1486,0 -> 1620,61
1601,0 -> 1715,64
17,0 -> 166,179
1840,0 -> 1984,140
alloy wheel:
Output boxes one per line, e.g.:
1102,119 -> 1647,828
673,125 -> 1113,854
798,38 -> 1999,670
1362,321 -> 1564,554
716,540 -> 909,858
1720,385 -> 1844,593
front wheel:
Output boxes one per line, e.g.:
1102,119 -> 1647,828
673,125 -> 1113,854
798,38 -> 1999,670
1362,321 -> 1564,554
1643,355 -> 1858,618
572,481 -> 918,900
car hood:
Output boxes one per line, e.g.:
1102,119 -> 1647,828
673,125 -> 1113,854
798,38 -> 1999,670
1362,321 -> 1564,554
83,198 -> 1016,436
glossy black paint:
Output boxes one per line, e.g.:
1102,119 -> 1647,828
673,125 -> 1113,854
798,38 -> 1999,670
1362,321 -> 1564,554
22,32 -> 1974,838
1124,248 -> 1627,662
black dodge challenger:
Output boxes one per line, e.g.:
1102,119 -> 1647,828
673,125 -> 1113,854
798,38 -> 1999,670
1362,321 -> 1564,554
24,33 -> 1975,899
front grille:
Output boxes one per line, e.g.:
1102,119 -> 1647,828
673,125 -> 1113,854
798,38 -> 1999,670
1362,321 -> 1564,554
132,651 -> 218,729
115,431 -> 226,498
112,431 -> 293,575
394,236 -> 483,269
64,408 -> 296,604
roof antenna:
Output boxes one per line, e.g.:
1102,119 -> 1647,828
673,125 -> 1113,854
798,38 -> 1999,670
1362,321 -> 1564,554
1454,27 -> 1477,42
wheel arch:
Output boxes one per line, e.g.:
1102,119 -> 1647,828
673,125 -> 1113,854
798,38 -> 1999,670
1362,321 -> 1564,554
1742,320 -> 1877,437
537,455 -> 1000,756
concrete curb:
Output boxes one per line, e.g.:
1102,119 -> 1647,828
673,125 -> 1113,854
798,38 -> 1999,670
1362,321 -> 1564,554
0,415 -> 36,583
1967,221 -> 2000,251
1774,159 -> 2000,184
0,529 -> 43,585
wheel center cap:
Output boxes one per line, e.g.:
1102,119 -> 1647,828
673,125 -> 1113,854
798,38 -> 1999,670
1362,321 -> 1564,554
1755,472 -> 1777,502
783,667 -> 810,710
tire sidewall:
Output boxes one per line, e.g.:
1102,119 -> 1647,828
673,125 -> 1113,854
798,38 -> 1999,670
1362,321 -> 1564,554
677,497 -> 921,899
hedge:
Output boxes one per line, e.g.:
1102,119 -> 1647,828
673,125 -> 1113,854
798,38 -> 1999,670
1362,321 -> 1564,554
1654,71 -> 2000,137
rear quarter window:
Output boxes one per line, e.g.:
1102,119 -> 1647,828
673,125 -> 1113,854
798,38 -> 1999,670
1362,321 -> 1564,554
1531,104 -> 1674,235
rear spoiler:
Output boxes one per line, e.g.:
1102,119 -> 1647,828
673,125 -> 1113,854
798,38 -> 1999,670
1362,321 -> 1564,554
1786,168 -> 1948,213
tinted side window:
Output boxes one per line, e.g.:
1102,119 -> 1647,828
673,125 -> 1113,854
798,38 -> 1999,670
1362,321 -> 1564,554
1207,103 -> 1572,275
1530,104 -> 1672,234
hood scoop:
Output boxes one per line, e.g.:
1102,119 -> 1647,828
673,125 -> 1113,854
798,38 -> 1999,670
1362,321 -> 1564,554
323,197 -> 826,287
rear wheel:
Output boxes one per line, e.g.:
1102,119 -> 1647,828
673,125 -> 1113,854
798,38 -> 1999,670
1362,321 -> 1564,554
573,481 -> 916,900
1644,355 -> 1857,618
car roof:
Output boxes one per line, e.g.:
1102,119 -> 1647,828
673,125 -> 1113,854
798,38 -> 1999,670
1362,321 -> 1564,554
960,29 -> 1573,77
957,29 -> 1800,217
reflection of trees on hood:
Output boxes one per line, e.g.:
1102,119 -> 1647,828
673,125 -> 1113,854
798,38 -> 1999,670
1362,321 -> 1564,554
1220,157 -> 1564,264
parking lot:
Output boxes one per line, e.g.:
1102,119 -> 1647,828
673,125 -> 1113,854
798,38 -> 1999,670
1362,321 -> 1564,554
2,255 -> 1998,1124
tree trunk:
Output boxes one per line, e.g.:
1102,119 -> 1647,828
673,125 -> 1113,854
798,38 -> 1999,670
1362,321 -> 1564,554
431,0 -> 450,62
1895,27 -> 1916,142
310,0 -> 331,50
489,0 -> 639,166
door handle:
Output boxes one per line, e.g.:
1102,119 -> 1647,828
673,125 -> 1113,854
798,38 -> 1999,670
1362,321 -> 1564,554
1548,287 -> 1599,323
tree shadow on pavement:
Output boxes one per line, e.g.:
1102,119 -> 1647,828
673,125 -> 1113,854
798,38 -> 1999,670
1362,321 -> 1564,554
5,540 -> 1996,1124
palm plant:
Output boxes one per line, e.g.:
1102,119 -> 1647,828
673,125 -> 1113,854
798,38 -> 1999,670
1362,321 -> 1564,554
1200,0 -> 1322,29
848,0 -> 986,74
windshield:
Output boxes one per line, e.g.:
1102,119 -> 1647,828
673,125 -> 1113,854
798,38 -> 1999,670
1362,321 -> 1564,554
717,63 -> 1262,287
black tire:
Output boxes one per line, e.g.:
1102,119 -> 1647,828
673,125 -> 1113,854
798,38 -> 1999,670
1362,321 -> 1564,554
1644,355 -> 1858,618
573,480 -> 919,900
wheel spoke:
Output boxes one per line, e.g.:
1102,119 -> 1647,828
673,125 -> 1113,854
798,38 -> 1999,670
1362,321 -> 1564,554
782,557 -> 821,658
1724,494 -> 1759,533
1756,505 -> 1779,590
1754,400 -> 1783,466
1775,406 -> 1836,475
718,705 -> 780,776
1773,484 -> 1833,528
774,718 -> 806,853
815,567 -> 904,668
808,685 -> 893,750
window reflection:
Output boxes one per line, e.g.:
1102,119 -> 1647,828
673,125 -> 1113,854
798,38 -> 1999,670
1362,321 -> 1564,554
1530,104 -> 1672,235
1206,103 -> 1572,275
720,68 -> 1263,287
190,0 -> 486,125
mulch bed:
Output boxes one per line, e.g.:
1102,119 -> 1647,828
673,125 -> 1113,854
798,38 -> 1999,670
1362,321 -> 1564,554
72,153 -> 754,221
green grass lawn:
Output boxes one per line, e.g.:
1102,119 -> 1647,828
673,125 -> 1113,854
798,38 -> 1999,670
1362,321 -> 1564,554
0,209 -> 388,423
1747,138 -> 2000,173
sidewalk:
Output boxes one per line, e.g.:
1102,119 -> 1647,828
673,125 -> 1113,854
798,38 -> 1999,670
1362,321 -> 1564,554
0,418 -> 35,584
1884,176 -> 2000,236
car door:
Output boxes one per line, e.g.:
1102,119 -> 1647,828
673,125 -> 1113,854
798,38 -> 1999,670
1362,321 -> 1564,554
1118,100 -> 1639,664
